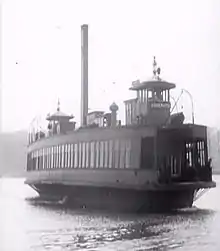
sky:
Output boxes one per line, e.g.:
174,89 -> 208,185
1,0 -> 220,132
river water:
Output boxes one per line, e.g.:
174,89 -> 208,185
0,176 -> 219,251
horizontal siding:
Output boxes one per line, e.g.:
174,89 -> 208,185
25,169 -> 158,189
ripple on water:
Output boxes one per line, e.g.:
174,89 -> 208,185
0,177 -> 220,251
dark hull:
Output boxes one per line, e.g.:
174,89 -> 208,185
29,183 -> 195,213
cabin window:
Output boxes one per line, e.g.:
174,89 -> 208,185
185,142 -> 193,167
32,152 -> 35,170
52,147 -> 55,168
114,140 -> 120,168
66,144 -> 70,168
50,147 -> 53,169
59,145 -> 62,168
33,151 -> 35,170
41,148 -> 44,170
141,137 -> 154,169
109,140 -> 113,168
104,141 -> 108,168
70,144 -> 74,168
50,146 -> 54,169
32,152 -> 34,170
27,153 -> 30,171
90,142 -> 95,168
67,144 -> 70,167
67,144 -> 72,168
46,148 -> 48,169
57,145 -> 60,168
78,143 -> 82,168
67,144 -> 70,168
45,148 -> 47,169
36,150 -> 38,170
51,147 -> 54,169
125,140 -> 131,168
86,142 -> 90,168
44,149 -> 46,169
57,146 -> 59,168
28,152 -> 34,171
96,141 -> 100,168
37,150 -> 40,170
36,150 -> 39,170
37,150 -> 39,170
54,147 -> 56,168
34,151 -> 36,170
197,140 -> 206,166
143,90 -> 146,102
48,148 -> 50,169
46,148 -> 49,169
43,149 -> 46,170
60,145 -> 65,168
169,155 -> 179,176
54,146 -> 57,168
44,148 -> 46,169
58,146 -> 60,168
64,144 -> 67,168
53,146 -> 56,168
60,145 -> 63,168
148,90 -> 153,99
82,142 -> 86,168
41,149 -> 43,170
100,141 -> 104,168
119,140 -> 126,168
64,145 -> 67,168
28,152 -> 30,171
74,143 -> 78,168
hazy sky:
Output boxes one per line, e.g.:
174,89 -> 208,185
2,0 -> 220,132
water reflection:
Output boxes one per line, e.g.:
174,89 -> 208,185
0,177 -> 219,251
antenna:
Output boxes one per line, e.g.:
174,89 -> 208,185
57,98 -> 60,111
153,56 -> 161,80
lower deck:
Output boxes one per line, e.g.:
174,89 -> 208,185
27,182 -> 196,213
25,168 -> 216,191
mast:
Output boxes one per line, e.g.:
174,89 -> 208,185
81,24 -> 89,127
0,3 -> 2,132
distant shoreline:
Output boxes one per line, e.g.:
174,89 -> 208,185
1,172 -> 25,178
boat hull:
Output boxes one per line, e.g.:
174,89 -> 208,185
28,182 -> 195,213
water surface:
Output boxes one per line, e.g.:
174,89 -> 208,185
0,176 -> 219,250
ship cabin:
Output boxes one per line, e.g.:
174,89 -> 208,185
27,57 -> 213,186
124,78 -> 174,126
46,104 -> 75,136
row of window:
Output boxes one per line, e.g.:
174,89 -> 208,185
27,140 -> 132,171
185,141 -> 206,167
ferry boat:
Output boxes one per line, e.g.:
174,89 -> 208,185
25,24 -> 216,212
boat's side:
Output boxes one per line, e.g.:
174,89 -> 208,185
25,169 -> 158,190
26,181 -> 195,213
25,168 -> 215,212
25,125 -> 216,213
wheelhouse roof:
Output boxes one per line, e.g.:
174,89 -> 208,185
46,110 -> 74,121
129,80 -> 176,91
